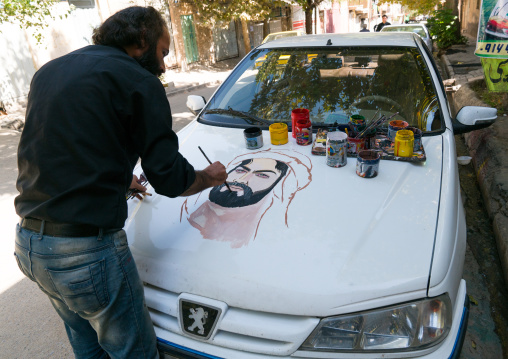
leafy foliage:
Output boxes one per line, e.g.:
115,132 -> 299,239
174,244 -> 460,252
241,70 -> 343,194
0,0 -> 67,43
377,0 -> 440,14
426,8 -> 467,50
186,0 -> 277,25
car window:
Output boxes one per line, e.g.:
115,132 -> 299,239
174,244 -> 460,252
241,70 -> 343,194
202,47 -> 442,133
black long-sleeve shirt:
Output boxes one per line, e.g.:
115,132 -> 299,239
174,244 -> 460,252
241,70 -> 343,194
15,45 -> 196,228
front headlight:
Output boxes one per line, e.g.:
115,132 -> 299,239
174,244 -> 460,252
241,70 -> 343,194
300,294 -> 452,352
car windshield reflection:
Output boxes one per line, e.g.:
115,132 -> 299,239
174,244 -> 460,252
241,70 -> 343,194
202,47 -> 442,133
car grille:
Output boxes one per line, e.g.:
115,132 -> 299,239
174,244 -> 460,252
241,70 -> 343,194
144,284 -> 320,356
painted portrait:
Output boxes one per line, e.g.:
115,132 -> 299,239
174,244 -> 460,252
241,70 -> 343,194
180,149 -> 313,248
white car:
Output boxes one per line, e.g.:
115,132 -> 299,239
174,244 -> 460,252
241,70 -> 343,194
126,33 -> 496,358
380,24 -> 433,50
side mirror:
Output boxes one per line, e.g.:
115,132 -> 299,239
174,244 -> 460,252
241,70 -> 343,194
186,95 -> 206,115
452,106 -> 497,134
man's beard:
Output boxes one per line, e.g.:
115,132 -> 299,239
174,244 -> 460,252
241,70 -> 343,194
209,182 -> 271,208
134,44 -> 162,76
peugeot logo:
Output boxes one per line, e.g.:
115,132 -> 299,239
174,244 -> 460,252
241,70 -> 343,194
180,299 -> 221,340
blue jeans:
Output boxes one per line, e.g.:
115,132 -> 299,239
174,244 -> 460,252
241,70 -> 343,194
14,223 -> 159,359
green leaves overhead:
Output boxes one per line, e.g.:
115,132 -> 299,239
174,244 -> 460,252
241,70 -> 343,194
0,0 -> 64,43
377,0 -> 440,14
186,0 -> 278,25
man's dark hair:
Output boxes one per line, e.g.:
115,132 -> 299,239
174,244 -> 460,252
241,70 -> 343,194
92,6 -> 167,50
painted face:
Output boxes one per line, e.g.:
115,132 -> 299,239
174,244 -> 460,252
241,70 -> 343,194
134,29 -> 170,76
209,158 -> 288,208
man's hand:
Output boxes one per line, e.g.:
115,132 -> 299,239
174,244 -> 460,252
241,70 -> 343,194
130,175 -> 151,200
203,161 -> 228,187
181,162 -> 227,197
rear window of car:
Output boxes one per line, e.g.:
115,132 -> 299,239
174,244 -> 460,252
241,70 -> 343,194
200,46 -> 442,133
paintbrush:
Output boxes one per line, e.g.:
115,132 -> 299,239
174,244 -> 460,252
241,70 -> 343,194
355,114 -> 386,139
355,112 -> 400,139
198,146 -> 232,192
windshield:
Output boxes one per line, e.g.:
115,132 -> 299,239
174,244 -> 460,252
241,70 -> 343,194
201,47 -> 441,133
382,26 -> 427,38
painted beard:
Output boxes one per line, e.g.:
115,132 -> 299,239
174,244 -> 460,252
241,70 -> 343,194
134,44 -> 162,76
209,182 -> 271,208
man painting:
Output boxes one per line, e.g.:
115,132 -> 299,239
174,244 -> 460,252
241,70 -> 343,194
183,150 -> 313,248
375,15 -> 391,32
14,6 -> 227,359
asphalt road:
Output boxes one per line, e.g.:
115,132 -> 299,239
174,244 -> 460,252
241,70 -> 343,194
0,84 -> 505,358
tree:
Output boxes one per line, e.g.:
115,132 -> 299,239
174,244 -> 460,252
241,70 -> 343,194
376,0 -> 440,15
0,0 -> 67,43
286,0 -> 327,34
187,0 -> 281,54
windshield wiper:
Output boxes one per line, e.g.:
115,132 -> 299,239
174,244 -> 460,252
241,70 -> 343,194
202,107 -> 275,127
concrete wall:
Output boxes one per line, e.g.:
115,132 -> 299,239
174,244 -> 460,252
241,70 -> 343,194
0,3 -> 101,112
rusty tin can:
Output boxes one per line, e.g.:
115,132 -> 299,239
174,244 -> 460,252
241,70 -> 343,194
326,131 -> 348,168
356,150 -> 381,178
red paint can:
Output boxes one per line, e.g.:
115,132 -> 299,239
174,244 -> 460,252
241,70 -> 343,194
295,119 -> 312,146
291,108 -> 309,138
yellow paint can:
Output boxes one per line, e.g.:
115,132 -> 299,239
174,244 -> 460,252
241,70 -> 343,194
394,130 -> 414,157
269,123 -> 288,145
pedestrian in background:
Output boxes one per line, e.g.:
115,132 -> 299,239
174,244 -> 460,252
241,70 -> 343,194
374,14 -> 391,32
14,6 -> 227,359
360,24 -> 370,32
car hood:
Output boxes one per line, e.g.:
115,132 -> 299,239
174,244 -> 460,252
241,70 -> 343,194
125,122 -> 443,317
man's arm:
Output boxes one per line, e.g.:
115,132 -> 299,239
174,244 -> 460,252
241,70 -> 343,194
180,161 -> 227,197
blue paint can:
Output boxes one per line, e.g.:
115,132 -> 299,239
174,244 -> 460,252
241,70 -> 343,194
356,150 -> 380,178
244,127 -> 263,150
406,126 -> 423,152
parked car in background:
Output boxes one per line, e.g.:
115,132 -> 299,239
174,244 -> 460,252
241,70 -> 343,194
262,30 -> 305,44
380,24 -> 433,50
127,32 -> 496,359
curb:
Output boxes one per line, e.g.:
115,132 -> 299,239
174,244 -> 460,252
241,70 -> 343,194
443,52 -> 508,287
165,80 -> 223,97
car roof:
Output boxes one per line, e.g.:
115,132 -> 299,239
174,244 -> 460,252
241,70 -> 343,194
257,32 -> 419,49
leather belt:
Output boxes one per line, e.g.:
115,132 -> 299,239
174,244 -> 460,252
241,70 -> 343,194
20,217 -> 119,237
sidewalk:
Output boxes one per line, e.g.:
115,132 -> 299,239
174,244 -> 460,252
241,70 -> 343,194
163,57 -> 240,97
441,41 -> 508,287
0,57 -> 241,131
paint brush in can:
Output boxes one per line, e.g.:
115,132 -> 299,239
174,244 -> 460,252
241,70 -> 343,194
198,146 -> 232,192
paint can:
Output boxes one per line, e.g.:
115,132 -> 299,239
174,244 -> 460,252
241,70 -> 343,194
243,127 -> 263,150
295,119 -> 313,146
269,122 -> 288,145
349,115 -> 366,134
394,129 -> 414,157
406,126 -> 423,151
356,150 -> 381,178
291,108 -> 310,138
347,135 -> 366,155
364,128 -> 377,149
387,120 -> 409,142
326,131 -> 348,168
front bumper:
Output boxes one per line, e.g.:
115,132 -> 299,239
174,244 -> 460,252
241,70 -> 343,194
158,280 -> 469,359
